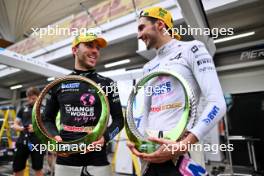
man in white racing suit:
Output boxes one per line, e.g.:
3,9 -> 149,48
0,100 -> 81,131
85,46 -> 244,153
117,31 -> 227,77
127,6 -> 227,176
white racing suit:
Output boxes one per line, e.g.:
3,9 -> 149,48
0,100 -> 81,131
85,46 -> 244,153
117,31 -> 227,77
141,39 -> 227,176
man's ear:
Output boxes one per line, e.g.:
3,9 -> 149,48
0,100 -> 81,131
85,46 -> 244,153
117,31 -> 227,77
72,46 -> 78,55
156,20 -> 166,31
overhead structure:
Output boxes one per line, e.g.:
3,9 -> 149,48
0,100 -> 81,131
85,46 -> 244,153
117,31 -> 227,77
177,0 -> 216,56
0,0 -> 104,42
0,87 -> 12,99
0,48 -> 71,77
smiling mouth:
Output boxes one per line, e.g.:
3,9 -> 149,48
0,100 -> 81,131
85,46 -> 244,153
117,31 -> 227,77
88,55 -> 96,59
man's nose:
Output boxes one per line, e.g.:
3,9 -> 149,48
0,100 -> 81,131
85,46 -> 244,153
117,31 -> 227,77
91,46 -> 99,54
137,31 -> 143,39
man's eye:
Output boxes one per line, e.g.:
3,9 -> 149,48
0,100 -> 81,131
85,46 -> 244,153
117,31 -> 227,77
85,43 -> 99,50
138,25 -> 144,31
86,43 -> 93,48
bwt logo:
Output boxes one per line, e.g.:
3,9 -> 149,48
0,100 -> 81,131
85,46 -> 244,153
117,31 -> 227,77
202,106 -> 220,124
61,83 -> 80,89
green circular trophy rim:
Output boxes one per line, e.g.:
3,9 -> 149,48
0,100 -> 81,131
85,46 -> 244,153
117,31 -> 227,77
125,70 -> 196,153
32,75 -> 110,154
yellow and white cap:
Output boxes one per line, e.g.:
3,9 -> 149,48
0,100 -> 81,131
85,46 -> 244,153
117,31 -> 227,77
140,6 -> 181,40
72,32 -> 107,48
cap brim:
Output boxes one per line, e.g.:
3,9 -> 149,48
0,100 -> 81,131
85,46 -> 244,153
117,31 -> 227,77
94,37 -> 107,48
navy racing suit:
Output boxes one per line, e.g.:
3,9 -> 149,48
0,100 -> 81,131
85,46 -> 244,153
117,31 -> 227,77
42,69 -> 124,166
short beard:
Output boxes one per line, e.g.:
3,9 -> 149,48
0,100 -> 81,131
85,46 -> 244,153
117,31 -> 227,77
146,25 -> 158,50
76,51 -> 93,70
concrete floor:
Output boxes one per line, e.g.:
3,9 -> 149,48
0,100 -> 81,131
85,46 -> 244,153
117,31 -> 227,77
0,161 -> 132,176
1,150 -> 263,176
1,160 -> 263,176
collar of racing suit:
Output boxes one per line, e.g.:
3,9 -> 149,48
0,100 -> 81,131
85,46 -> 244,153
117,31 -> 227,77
72,68 -> 96,76
156,39 -> 178,57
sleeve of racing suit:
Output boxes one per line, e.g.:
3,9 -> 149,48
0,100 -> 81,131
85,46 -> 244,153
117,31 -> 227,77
103,80 -> 124,143
186,41 -> 227,141
42,87 -> 60,137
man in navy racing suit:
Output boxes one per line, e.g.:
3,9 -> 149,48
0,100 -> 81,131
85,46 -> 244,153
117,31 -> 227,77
42,32 -> 124,176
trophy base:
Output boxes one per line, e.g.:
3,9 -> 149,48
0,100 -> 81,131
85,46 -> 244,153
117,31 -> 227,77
138,141 -> 160,153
